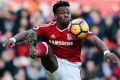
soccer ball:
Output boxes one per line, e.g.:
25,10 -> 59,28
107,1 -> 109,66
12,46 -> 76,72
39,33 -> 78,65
68,19 -> 89,39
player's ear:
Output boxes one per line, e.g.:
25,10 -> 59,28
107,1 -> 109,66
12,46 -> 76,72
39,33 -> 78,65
54,14 -> 57,20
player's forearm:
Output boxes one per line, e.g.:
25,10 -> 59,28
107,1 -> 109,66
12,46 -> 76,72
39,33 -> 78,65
87,35 -> 109,52
13,31 -> 29,42
94,37 -> 109,51
12,30 -> 33,42
3,29 -> 36,48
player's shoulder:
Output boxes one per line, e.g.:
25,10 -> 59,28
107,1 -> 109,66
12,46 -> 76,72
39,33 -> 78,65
33,20 -> 56,30
41,20 -> 56,27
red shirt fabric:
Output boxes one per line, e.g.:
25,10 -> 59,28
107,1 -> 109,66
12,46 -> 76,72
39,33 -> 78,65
33,21 -> 94,62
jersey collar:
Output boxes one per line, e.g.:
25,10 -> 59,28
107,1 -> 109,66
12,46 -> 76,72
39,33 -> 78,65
56,26 -> 67,32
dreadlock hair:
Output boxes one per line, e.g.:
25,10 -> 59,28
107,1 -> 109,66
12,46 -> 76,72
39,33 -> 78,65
53,0 -> 70,14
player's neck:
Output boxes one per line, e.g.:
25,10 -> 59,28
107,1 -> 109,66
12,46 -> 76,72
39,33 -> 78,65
56,22 -> 67,30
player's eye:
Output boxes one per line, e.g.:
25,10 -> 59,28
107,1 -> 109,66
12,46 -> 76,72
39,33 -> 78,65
60,12 -> 64,14
67,12 -> 70,14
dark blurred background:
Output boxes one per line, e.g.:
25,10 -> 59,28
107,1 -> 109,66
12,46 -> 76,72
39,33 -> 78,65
0,0 -> 120,80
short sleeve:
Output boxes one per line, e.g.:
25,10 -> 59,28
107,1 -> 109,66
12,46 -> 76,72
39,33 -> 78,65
32,21 -> 56,37
84,31 -> 94,39
32,25 -> 47,36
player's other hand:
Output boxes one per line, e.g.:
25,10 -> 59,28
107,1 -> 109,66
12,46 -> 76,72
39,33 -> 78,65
104,52 -> 119,63
2,38 -> 16,48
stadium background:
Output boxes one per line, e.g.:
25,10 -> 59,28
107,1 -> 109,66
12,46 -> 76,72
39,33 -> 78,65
0,0 -> 120,80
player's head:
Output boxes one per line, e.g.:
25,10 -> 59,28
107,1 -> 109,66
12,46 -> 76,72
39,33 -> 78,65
53,0 -> 71,27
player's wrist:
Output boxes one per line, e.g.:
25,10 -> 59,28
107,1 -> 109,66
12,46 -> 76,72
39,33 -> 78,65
10,37 -> 16,43
104,50 -> 110,55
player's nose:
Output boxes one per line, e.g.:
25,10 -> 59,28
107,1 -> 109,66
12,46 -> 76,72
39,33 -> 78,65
64,16 -> 69,20
64,13 -> 69,18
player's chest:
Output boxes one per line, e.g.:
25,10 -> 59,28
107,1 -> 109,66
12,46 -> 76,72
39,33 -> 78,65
47,30 -> 75,46
46,29 -> 73,41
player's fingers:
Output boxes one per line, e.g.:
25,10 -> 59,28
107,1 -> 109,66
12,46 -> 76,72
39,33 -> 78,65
6,40 -> 14,48
111,56 -> 116,63
11,43 -> 15,47
104,57 -> 110,62
110,54 -> 118,63
107,58 -> 110,62
112,55 -> 119,63
6,42 -> 12,48
108,55 -> 115,63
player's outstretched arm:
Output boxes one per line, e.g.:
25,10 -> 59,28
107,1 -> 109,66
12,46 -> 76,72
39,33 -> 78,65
3,29 -> 35,48
86,35 -> 119,63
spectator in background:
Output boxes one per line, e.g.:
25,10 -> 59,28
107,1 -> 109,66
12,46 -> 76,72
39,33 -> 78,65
85,61 -> 99,80
0,17 -> 5,34
1,3 -> 16,35
0,59 -> 5,79
27,0 -> 39,14
101,62 -> 117,80
14,68 -> 27,80
115,29 -> 120,45
18,17 -> 31,32
1,48 -> 17,76
71,5 -> 90,21
71,5 -> 84,19
80,68 -> 86,80
91,25 -> 101,37
112,61 -> 120,79
89,10 -> 105,38
12,8 -> 31,35
30,10 -> 47,26
104,15 -> 118,42
111,29 -> 120,58
16,9 -> 30,20
26,60 -> 46,80
1,71 -> 13,80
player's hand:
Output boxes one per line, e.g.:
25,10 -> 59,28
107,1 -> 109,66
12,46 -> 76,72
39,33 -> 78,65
2,38 -> 16,48
104,52 -> 119,63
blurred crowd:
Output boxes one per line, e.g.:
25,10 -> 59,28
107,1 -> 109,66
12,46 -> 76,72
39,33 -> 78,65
0,0 -> 120,80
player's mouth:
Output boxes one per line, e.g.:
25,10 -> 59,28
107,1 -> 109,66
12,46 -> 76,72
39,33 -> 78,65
61,18 -> 70,27
63,18 -> 70,24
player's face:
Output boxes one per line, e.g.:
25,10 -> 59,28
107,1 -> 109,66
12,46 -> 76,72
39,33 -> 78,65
55,6 -> 71,27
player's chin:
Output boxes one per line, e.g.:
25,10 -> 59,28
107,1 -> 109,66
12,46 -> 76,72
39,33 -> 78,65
63,19 -> 70,25
62,22 -> 69,27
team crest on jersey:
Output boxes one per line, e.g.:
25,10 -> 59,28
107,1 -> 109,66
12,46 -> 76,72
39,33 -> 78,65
67,33 -> 73,40
34,26 -> 40,30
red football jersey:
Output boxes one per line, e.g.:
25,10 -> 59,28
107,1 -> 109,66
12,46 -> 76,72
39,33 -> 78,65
33,21 -> 94,62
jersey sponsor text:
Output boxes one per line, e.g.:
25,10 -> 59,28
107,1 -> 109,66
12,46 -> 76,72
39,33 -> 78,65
49,40 -> 73,46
